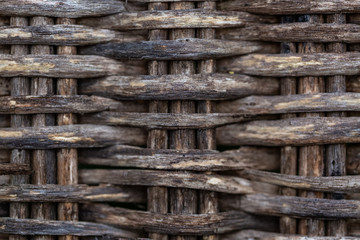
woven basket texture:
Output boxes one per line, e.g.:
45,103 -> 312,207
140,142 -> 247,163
1,0 -> 360,239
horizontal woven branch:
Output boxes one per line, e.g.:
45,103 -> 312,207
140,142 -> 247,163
241,169 -> 360,193
79,74 -> 279,100
217,117 -> 360,146
219,0 -> 360,14
0,95 -> 120,114
241,194 -> 360,219
79,10 -> 277,30
0,184 -> 145,203
220,53 -> 360,77
218,93 -> 360,114
0,163 -> 31,175
0,0 -> 125,18
219,23 -> 360,43
80,203 -> 276,235
0,25 -> 143,45
0,125 -> 145,149
0,218 -> 137,237
79,145 -> 279,171
79,39 -> 276,60
79,169 -> 256,194
0,55 -> 145,78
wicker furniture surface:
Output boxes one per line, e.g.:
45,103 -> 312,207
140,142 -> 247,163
1,0 -> 360,239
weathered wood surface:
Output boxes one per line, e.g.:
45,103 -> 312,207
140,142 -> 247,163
79,169 -> 256,194
79,10 -> 277,30
217,93 -> 360,114
219,23 -> 360,43
347,145 -> 360,174
0,95 -> 122,114
0,184 -> 145,203
0,0 -> 125,18
219,53 -> 360,77
241,194 -> 360,219
241,169 -> 360,193
79,145 -> 279,171
0,78 -> 9,96
0,25 -> 144,45
0,218 -> 138,237
217,117 -> 360,146
0,125 -> 146,149
79,74 -> 279,100
79,39 -> 277,61
0,55 -> 146,78
223,230 -> 358,240
218,0 -> 360,14
0,163 -> 31,175
80,112 -> 258,129
80,203 -> 277,235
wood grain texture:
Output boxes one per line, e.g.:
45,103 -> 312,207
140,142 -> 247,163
79,74 -> 280,100
219,53 -> 360,77
79,10 -> 277,30
0,184 -> 145,203
0,25 -> 143,45
79,39 -> 276,60
0,0 -> 125,18
218,23 -> 360,43
80,203 -> 277,235
0,163 -> 31,175
218,0 -> 360,14
79,169 -> 256,194
0,55 -> 145,78
216,117 -> 360,146
79,145 -> 279,171
0,218 -> 138,237
241,194 -> 360,219
0,124 -> 146,149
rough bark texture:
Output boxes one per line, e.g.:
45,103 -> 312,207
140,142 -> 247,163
0,164 -> 31,175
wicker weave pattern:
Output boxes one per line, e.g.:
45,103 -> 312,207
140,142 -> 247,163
1,0 -> 360,239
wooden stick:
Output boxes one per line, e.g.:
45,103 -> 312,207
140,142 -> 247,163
79,73 -> 280,100
218,52 -> 360,77
218,0 -> 360,14
0,163 -> 31,175
79,203 -> 277,235
0,54 -> 146,78
216,117 -> 360,146
0,25 -> 144,45
0,184 -> 145,203
79,39 -> 277,60
0,124 -> 146,149
78,10 -> 277,30
0,0 -> 125,18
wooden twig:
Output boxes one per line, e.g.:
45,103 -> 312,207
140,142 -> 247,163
79,10 -> 277,30
79,145 -> 279,171
79,74 -> 279,100
0,0 -> 125,18
0,164 -> 31,175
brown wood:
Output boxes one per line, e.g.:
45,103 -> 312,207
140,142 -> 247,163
216,117 -> 360,146
0,218 -> 138,238
218,0 -> 360,14
0,163 -> 31,175
79,73 -> 280,100
79,145 -> 279,171
79,169 -> 256,194
218,52 -> 360,77
79,39 -> 277,60
0,0 -> 125,18
0,124 -> 146,149
79,203 -> 277,235
218,23 -> 360,43
241,194 -> 360,219
79,10 -> 277,30
0,54 -> 146,78
0,184 -> 145,203
0,25 -> 144,45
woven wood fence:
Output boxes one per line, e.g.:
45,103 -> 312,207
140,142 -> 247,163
2,0 -> 360,239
